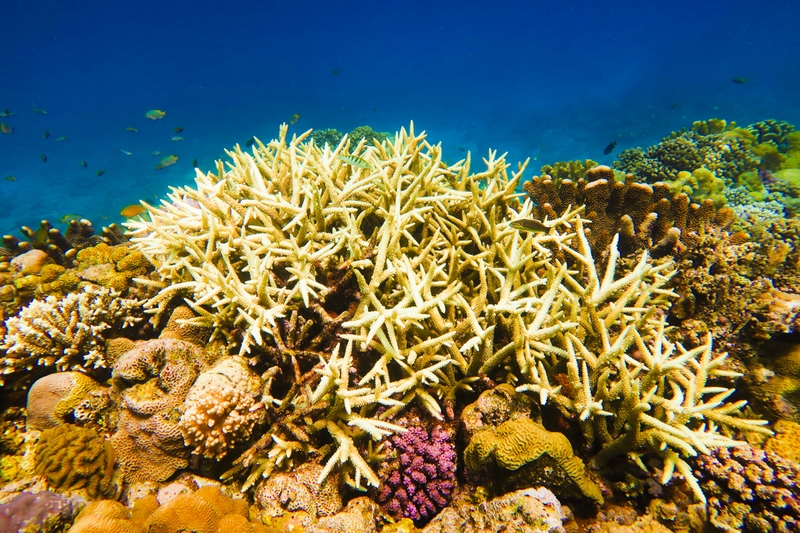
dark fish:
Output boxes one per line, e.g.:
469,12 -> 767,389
0,108 -> 13,117
192,158 -> 198,168
670,103 -> 680,110
603,141 -> 617,155
96,169 -> 105,176
510,218 -> 549,233
458,146 -> 466,152
332,68 -> 341,76
245,136 -> 256,148
173,126 -> 184,133
289,113 -> 300,125
337,154 -> 370,169
732,77 -> 748,84
43,131 -> 50,139
40,154 -> 47,162
80,161 -> 88,168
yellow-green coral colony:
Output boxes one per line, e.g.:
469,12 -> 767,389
122,123 -> 769,500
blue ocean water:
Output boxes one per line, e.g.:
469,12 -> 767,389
1,0 -> 798,237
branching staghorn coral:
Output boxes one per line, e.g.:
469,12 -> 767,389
0,286 -> 143,386
126,123 -> 769,498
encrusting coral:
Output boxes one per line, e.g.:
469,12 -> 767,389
124,123 -> 769,501
0,286 -> 143,387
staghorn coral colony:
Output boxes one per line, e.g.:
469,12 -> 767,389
1,120 -> 800,532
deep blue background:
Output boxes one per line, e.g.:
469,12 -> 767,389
1,0 -> 798,235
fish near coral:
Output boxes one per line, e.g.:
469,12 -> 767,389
145,109 -> 166,120
154,154 -> 178,170
604,140 -> 617,155
337,154 -> 370,169
125,127 -> 138,132
509,218 -> 549,233
120,204 -> 147,218
289,113 -> 300,125
0,122 -> 12,134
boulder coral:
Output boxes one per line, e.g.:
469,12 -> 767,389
26,371 -> 110,431
179,355 -> 265,460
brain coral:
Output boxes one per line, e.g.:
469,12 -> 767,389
34,424 -> 118,499
111,336 -> 215,482
179,355 -> 265,460
464,416 -> 603,505
0,491 -> 86,533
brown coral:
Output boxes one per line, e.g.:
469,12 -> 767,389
111,337 -> 216,482
34,424 -> 118,499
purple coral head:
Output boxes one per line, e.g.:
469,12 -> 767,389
377,424 -> 457,523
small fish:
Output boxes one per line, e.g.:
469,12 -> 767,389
0,123 -> 12,134
96,169 -> 106,176
32,107 -> 48,115
173,126 -> 184,133
510,218 -> 549,233
40,154 -> 47,162
154,154 -> 178,170
59,213 -> 83,223
56,135 -> 69,141
732,77 -> 748,84
0,108 -> 13,117
458,146 -> 466,152
603,141 -> 618,155
245,136 -> 256,148
80,161 -> 88,167
332,68 -> 341,76
151,151 -> 162,156
145,109 -> 166,120
120,149 -> 133,156
125,127 -> 139,132
43,131 -> 50,139
192,158 -> 198,168
4,175 -> 17,182
171,136 -> 184,141
120,204 -> 147,218
337,154 -> 370,169
670,103 -> 680,110
289,113 -> 300,125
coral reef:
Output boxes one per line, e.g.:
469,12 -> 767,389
124,124 -> 767,500
255,462 -> 343,519
376,423 -> 457,522
179,355 -> 265,460
310,128 -> 344,148
0,490 -> 85,533
692,444 -> 800,532
34,424 -> 119,499
0,286 -> 144,387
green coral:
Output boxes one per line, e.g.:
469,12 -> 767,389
539,159 -> 599,184
310,128 -> 344,148
464,416 -> 603,504
347,125 -> 389,150
34,424 -> 118,499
